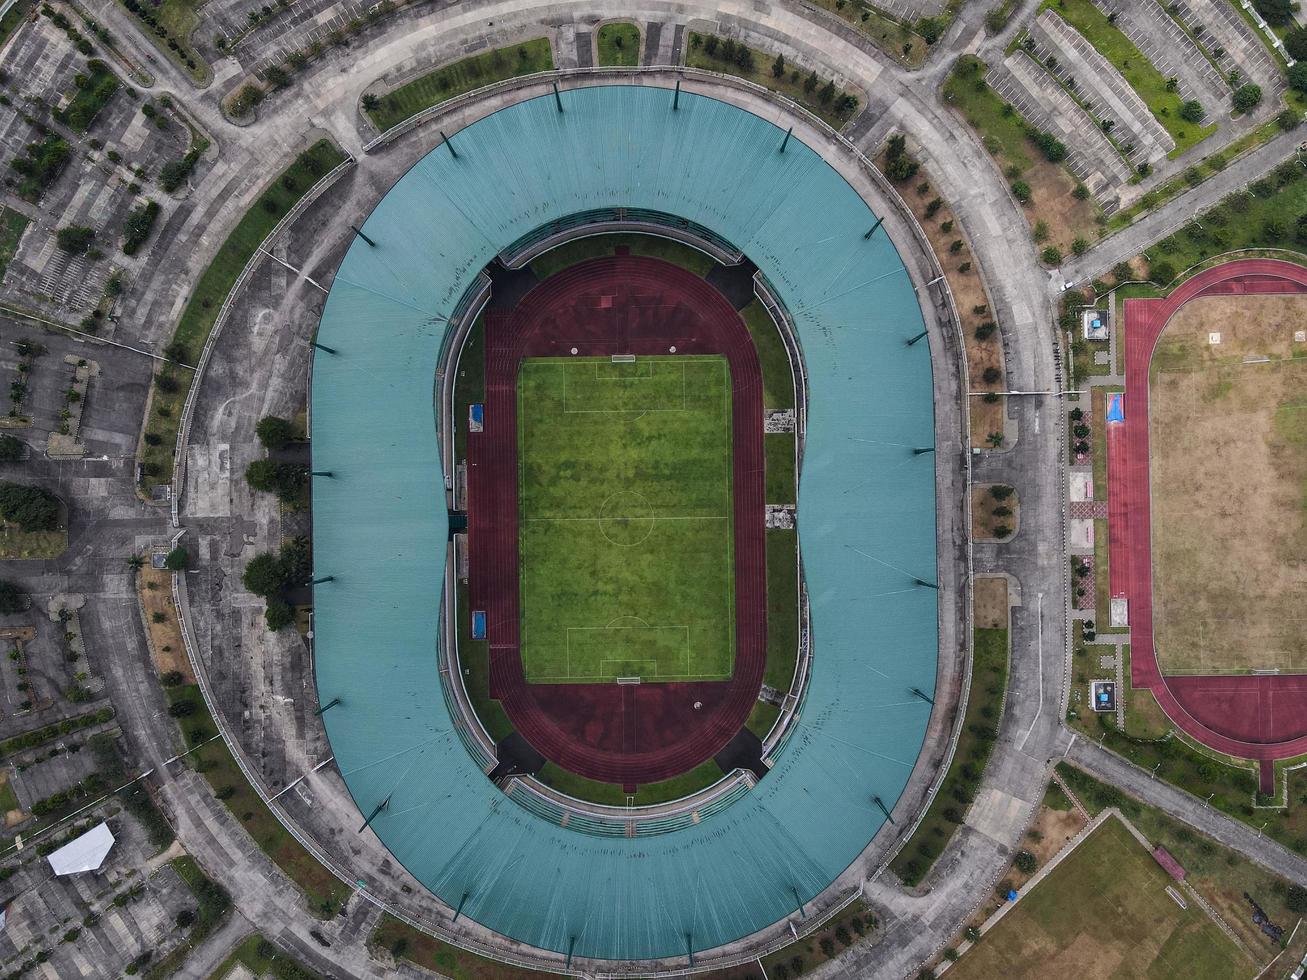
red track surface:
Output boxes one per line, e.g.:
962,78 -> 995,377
466,256 -> 766,787
1111,259 -> 1307,790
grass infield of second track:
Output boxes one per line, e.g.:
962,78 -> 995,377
517,355 -> 736,684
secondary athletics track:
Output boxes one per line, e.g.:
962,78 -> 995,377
1111,258 -> 1307,792
467,254 -> 766,787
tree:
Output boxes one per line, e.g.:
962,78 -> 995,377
0,580 -> 25,614
771,52 -> 785,78
245,459 -> 307,502
1179,100 -> 1204,123
1014,850 -> 1037,874
1040,245 -> 1062,266
1010,180 -> 1031,203
803,70 -> 818,94
1071,237 -> 1088,256
56,226 -> 95,255
982,367 -> 1001,385
0,435 -> 23,462
161,670 -> 183,686
1148,259 -> 1175,285
163,546 -> 188,571
255,415 -> 295,450
1253,0 -> 1295,25
175,909 -> 195,929
985,432 -> 1005,449
818,79 -> 836,105
0,482 -> 60,531
242,552 -> 287,597
1232,83 -> 1263,113
1288,884 -> 1307,914
264,598 -> 294,631
1279,108 -> 1301,132
1290,63 -> 1307,95
361,93 -> 380,112
168,699 -> 195,717
1033,130 -> 1066,162
1289,27 -> 1307,61
1112,261 -> 1133,284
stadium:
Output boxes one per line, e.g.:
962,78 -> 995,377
310,81 -> 958,971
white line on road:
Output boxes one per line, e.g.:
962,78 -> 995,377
1018,592 -> 1045,754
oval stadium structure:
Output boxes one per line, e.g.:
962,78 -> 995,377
311,85 -> 939,965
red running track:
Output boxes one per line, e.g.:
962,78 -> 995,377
466,256 -> 766,787
1110,259 -> 1307,791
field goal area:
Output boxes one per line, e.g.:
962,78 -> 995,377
517,354 -> 737,684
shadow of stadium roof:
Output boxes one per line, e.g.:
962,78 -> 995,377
312,85 -> 938,963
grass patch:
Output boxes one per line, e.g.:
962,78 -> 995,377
456,586 -> 512,742
535,758 -> 722,804
1108,120 -> 1284,231
595,22 -> 638,67
746,699 -> 781,739
116,0 -> 207,81
1058,761 -> 1301,957
517,356 -> 735,683
946,816 -> 1252,980
740,299 -> 795,410
890,627 -> 1009,885
764,528 -> 798,691
686,33 -> 860,131
206,933 -> 326,980
806,0 -> 928,68
140,139 -> 345,492
0,524 -> 65,559
145,856 -> 232,979
527,232 -> 718,280
366,38 -> 553,131
764,433 -> 795,505
1043,778 -> 1074,810
0,774 -> 18,814
0,0 -> 30,49
163,685 -> 351,917
1038,0 -> 1217,157
56,59 -> 118,132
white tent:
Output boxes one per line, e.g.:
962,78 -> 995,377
46,822 -> 114,875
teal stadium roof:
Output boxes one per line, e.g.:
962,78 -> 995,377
312,86 -> 937,962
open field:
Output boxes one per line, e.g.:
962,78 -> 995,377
1149,295 -> 1307,673
596,22 -> 639,66
974,575 -> 1008,629
365,38 -> 553,131
947,815 -> 1253,980
0,207 -> 29,280
518,356 -> 735,683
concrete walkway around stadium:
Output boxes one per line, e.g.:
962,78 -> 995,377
45,0 -> 1307,975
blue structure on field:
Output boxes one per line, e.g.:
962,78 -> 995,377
312,86 -> 938,962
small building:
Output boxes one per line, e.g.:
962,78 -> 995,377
1090,680 -> 1116,713
47,822 -> 115,876
1152,845 -> 1186,881
1081,309 -> 1108,341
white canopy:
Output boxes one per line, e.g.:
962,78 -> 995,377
46,822 -> 114,875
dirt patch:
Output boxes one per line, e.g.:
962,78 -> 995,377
1025,806 -> 1087,866
1149,295 -> 1307,673
881,152 -> 1007,448
974,576 -> 1009,630
1024,163 -> 1099,255
138,565 -> 193,681
972,484 -> 1019,542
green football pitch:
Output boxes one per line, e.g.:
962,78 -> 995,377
517,355 -> 736,684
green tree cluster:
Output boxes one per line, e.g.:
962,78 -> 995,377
0,482 -> 60,531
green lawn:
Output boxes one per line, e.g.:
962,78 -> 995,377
1039,0 -> 1217,157
764,529 -> 798,691
746,699 -> 781,739
1146,161 -> 1307,279
946,816 -> 1251,980
518,356 -> 735,683
0,1 -> 30,49
0,524 -> 67,559
366,38 -> 553,131
115,0 -> 208,82
140,140 -> 346,492
943,57 -> 1036,172
536,757 -> 722,804
372,913 -> 560,980
527,233 -> 717,280
740,299 -> 796,410
891,627 -> 1009,885
58,61 -> 119,132
806,0 -> 928,68
596,22 -> 639,66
